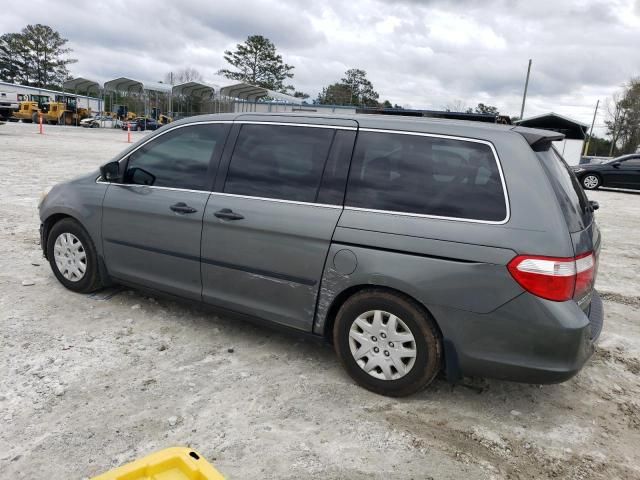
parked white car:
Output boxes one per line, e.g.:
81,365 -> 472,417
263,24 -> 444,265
80,116 -> 121,128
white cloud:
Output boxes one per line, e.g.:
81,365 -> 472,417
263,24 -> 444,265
1,0 -> 638,135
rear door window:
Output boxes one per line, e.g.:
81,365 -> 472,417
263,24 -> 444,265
537,148 -> 592,232
224,124 -> 335,203
345,131 -> 508,222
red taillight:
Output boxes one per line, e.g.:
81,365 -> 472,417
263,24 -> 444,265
507,252 -> 595,302
573,252 -> 596,300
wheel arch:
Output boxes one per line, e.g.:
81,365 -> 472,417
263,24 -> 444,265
323,283 -> 459,383
41,212 -> 78,258
41,212 -> 112,287
321,284 -> 444,343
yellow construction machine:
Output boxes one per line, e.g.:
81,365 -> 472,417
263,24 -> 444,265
152,107 -> 173,125
114,105 -> 137,121
12,94 -> 50,123
41,96 -> 91,125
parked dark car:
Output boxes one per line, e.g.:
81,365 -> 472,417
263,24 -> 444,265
572,153 -> 640,190
122,117 -> 160,131
38,113 -> 603,396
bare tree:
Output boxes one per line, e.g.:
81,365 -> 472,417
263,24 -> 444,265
605,91 -> 625,156
443,99 -> 469,112
164,67 -> 204,86
606,78 -> 640,155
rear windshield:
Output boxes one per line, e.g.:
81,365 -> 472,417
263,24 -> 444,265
537,148 -> 592,232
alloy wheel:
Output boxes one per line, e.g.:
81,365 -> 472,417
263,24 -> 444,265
583,175 -> 599,189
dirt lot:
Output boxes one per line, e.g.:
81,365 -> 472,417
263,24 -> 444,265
1,122 -> 639,479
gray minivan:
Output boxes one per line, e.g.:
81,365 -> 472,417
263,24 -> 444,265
38,113 -> 603,396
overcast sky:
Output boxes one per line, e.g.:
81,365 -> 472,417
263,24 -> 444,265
2,0 -> 639,134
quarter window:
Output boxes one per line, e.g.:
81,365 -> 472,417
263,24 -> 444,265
224,124 -> 335,202
345,132 -> 507,221
124,124 -> 227,190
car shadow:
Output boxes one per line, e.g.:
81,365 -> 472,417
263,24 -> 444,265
105,285 -> 572,407
597,187 -> 640,196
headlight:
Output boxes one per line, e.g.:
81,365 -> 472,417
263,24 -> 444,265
38,186 -> 52,209
573,167 -> 585,173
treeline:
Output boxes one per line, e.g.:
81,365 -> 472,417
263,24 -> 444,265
0,24 -> 76,89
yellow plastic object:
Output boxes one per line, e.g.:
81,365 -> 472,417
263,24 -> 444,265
91,447 -> 225,480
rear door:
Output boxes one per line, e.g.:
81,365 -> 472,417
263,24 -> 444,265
102,122 -> 230,300
201,120 -> 356,330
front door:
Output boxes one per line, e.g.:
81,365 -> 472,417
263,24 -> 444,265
201,122 -> 356,330
102,122 -> 230,300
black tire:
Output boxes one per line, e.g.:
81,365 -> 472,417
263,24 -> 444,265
31,112 -> 39,123
58,113 -> 66,126
333,289 -> 442,397
47,218 -> 102,293
582,173 -> 601,190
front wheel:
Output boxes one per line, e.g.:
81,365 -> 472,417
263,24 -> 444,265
333,289 -> 442,397
582,174 -> 600,190
47,218 -> 103,293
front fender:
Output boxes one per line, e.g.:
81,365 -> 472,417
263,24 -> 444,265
39,172 -> 108,255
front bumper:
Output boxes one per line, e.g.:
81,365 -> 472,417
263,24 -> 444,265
436,290 -> 604,384
39,223 -> 47,259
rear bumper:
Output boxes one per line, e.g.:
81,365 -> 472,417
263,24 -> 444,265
437,290 -> 604,384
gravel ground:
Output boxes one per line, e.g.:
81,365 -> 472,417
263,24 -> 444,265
1,122 -> 639,479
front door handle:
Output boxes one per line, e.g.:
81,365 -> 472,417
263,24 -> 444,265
170,202 -> 197,214
214,208 -> 244,220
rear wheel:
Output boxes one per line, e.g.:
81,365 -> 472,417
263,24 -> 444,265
47,218 -> 102,293
582,174 -> 600,190
333,289 -> 442,397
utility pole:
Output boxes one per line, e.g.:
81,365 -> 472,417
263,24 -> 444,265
583,99 -> 600,156
519,59 -> 532,120
169,71 -> 173,115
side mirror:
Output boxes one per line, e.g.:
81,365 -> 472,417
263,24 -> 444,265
611,161 -> 621,168
100,161 -> 121,182
589,200 -> 599,211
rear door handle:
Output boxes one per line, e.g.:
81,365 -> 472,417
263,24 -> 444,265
170,202 -> 197,214
214,208 -> 244,220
